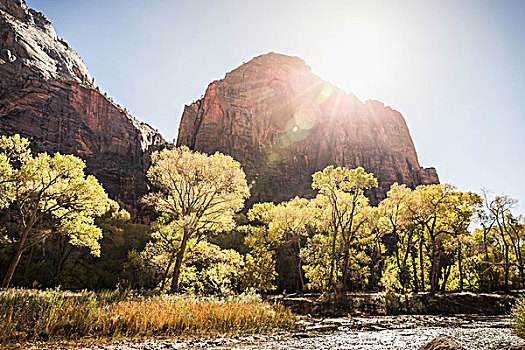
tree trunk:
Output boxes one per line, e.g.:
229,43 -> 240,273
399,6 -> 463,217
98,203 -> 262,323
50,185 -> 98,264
394,237 -> 403,291
2,224 -> 32,288
2,247 -> 24,288
328,230 -> 338,291
458,246 -> 464,291
441,263 -> 451,291
518,264 -> 525,288
504,245 -> 510,292
171,229 -> 190,293
411,248 -> 419,293
297,239 -> 305,291
341,237 -> 351,291
160,253 -> 176,290
54,245 -> 72,283
430,240 -> 439,295
479,229 -> 490,291
419,238 -> 425,292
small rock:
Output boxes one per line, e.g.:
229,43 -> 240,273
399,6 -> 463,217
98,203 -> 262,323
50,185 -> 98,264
291,333 -> 310,338
306,324 -> 339,332
419,335 -> 463,350
507,343 -> 525,350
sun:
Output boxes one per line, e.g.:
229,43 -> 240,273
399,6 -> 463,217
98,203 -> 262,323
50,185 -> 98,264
300,8 -> 402,100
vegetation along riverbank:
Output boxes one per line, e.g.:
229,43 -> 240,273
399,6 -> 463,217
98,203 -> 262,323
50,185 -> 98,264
2,137 -> 525,347
0,288 -> 294,345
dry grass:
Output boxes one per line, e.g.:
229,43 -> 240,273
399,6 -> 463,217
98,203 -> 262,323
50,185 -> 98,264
0,288 -> 294,344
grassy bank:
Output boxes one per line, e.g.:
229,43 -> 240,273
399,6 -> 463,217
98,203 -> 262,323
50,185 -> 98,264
0,288 -> 295,344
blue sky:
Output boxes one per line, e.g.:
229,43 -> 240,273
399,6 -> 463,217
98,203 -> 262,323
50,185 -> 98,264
27,0 -> 525,209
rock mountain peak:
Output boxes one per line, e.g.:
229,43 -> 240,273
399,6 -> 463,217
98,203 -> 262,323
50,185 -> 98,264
0,0 -> 438,213
0,0 -> 91,83
0,0 -> 164,217
177,51 -> 438,205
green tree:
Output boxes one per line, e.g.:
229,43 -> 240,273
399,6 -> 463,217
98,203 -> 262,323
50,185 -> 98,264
439,191 -> 482,291
240,203 -> 279,292
481,192 -> 525,291
404,184 -> 457,295
476,198 -> 499,290
143,146 -> 249,292
179,240 -> 243,295
307,166 -> 378,292
399,184 -> 483,294
301,233 -> 333,290
362,206 -> 387,291
378,183 -> 416,292
269,197 -> 313,290
48,200 -> 130,286
0,135 -> 112,287
240,198 -> 314,292
241,242 -> 278,292
378,183 -> 482,294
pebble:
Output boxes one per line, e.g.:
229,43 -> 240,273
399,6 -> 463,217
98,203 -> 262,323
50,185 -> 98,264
28,315 -> 523,350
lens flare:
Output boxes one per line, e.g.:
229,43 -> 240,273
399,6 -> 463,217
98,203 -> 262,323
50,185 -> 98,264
278,133 -> 292,148
293,107 -> 318,130
317,83 -> 334,103
285,119 -> 309,142
267,151 -> 280,164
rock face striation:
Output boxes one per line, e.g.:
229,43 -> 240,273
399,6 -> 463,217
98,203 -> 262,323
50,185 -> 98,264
0,0 -> 164,217
177,53 -> 439,205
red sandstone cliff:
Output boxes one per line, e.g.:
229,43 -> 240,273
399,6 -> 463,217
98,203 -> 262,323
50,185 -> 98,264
177,52 -> 439,205
0,0 -> 164,217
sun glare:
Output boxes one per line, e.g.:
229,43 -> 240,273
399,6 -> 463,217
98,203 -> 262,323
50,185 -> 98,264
303,10 -> 399,100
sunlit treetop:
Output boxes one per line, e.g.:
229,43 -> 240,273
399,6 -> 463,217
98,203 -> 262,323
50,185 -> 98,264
144,146 -> 250,233
312,166 -> 378,196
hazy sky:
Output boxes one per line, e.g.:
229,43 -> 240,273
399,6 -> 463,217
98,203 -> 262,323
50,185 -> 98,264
26,0 -> 525,209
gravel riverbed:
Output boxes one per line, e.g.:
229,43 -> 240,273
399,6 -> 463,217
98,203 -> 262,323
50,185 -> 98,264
231,315 -> 522,350
32,315 -> 522,350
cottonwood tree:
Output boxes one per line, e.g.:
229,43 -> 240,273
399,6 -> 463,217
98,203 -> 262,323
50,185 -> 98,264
241,198 -> 314,292
440,191 -> 482,291
301,232 -> 333,290
399,184 -> 482,294
306,166 -> 378,292
404,184 -> 456,295
268,197 -> 313,290
481,192 -> 525,291
378,183 -> 416,292
0,135 -> 112,287
241,224 -> 279,292
143,146 -> 249,293
49,200 -> 130,286
240,202 -> 279,292
178,239 -> 243,295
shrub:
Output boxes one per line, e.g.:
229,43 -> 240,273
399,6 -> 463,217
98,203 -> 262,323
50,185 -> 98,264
511,295 -> 525,338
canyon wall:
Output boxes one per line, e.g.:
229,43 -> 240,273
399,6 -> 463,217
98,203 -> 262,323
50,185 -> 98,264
0,0 -> 164,217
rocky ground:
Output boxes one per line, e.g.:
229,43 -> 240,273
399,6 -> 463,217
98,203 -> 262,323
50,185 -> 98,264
26,315 -> 522,350
232,315 -> 522,350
